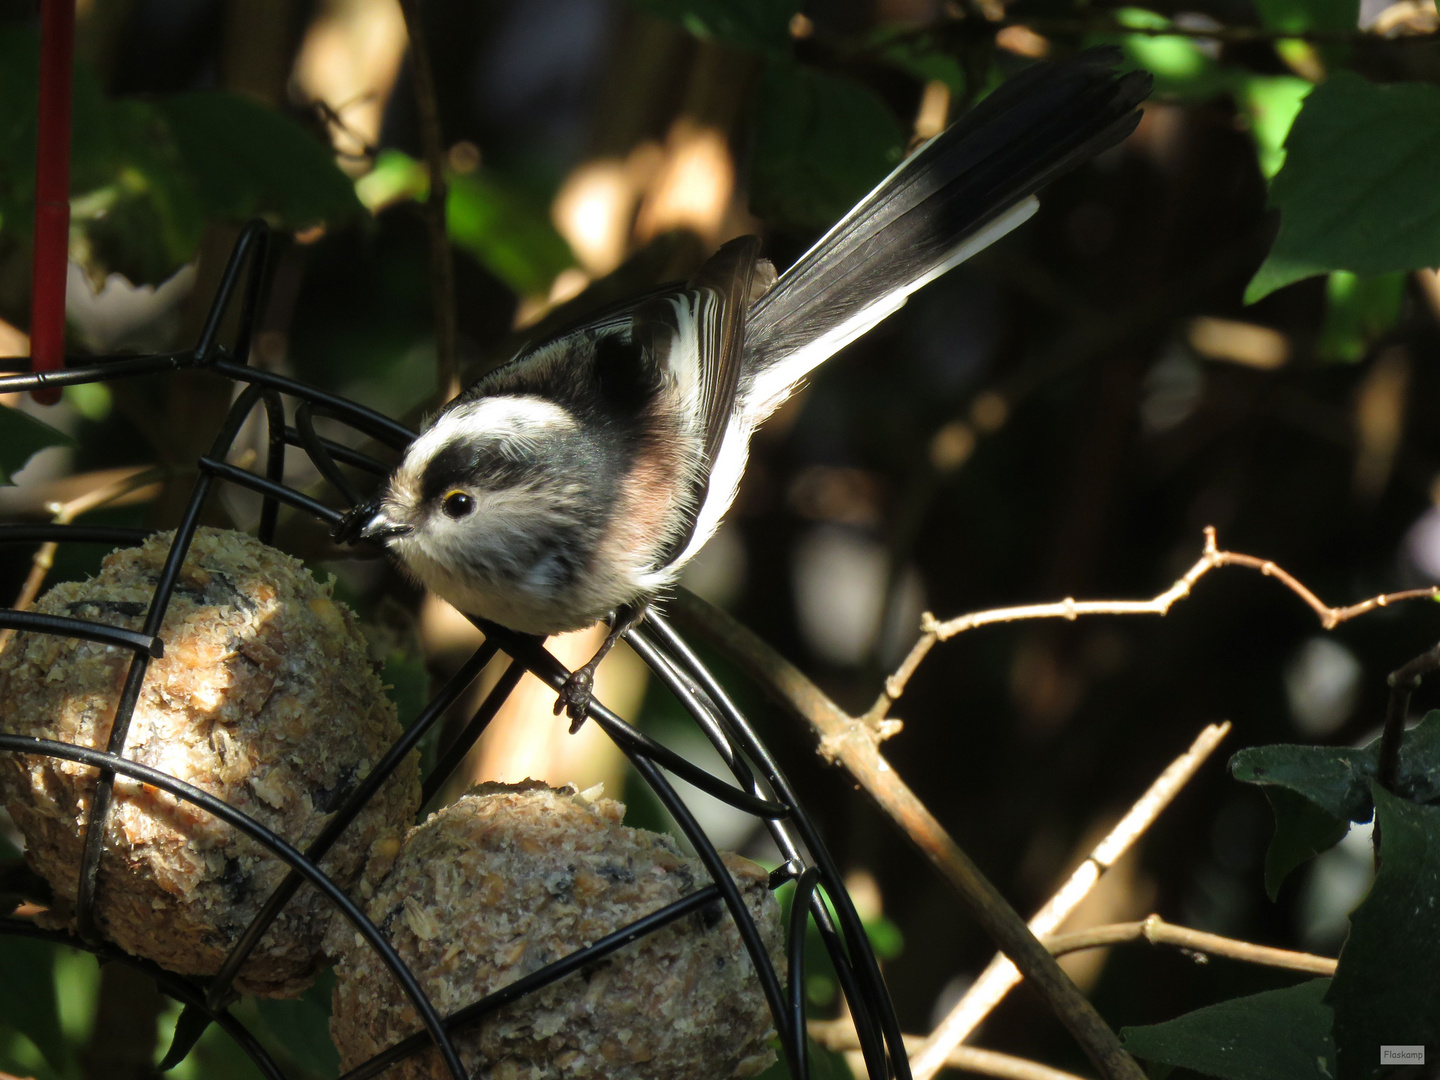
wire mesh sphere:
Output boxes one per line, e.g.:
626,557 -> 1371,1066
0,527 -> 420,996
328,782 -> 783,1080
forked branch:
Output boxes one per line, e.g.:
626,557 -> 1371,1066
870,526 -> 1440,725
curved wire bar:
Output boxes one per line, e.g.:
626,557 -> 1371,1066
0,351 -> 193,392
0,524 -> 152,545
294,401 -> 365,506
282,426 -> 392,476
420,657 -> 526,807
626,622 -> 896,1077
789,867 -> 823,1080
259,392 -> 287,545
0,734 -> 468,1080
204,641 -> 501,1010
0,609 -> 162,657
74,384 -> 266,942
640,611 -> 913,1079
0,221 -> 907,1080
0,918 -> 289,1080
464,623 -> 805,1077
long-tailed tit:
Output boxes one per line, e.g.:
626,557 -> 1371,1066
337,49 -> 1151,725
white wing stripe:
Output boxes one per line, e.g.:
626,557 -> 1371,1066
742,197 -> 1039,421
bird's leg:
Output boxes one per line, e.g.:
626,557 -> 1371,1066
555,603 -> 647,732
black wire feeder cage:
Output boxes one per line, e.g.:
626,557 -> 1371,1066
0,222 -> 911,1080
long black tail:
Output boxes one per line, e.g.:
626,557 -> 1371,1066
740,48 -> 1151,418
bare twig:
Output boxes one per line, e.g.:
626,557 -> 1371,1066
0,466 -> 163,653
668,589 -> 1147,1080
808,1021 -> 1088,1080
870,527 -> 1440,724
912,723 -> 1229,1079
1373,639 -> 1440,862
1044,914 -> 1337,976
1379,641 -> 1440,792
1005,15 -> 1438,44
397,0 -> 459,402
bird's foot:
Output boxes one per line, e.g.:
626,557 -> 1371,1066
554,666 -> 597,733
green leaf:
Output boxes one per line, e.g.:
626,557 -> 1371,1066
380,651 -> 430,731
157,91 -> 362,228
751,60 -> 904,232
70,99 -> 208,285
867,26 -> 969,98
1231,742 -> 1376,823
1232,711 -> 1440,895
354,148 -> 430,212
1246,73 -> 1440,302
862,915 -> 904,961
627,0 -> 798,52
1327,785 -> 1440,1080
0,936 -> 70,1075
446,170 -> 575,296
1087,10 -> 1232,100
1253,0 -> 1358,32
1235,75 -> 1313,181
1316,271 -> 1405,363
1121,979 -> 1337,1080
1261,786 -> 1353,900
0,406 -> 74,485
251,971 -> 339,1078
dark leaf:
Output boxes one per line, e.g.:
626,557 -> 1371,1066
751,60 -> 904,232
157,92 -> 362,228
158,1003 -> 213,1072
1086,10 -> 1234,100
1316,271 -> 1405,363
1121,978 -> 1337,1080
446,170 -> 575,296
0,936 -> 70,1075
1231,742 -> 1376,822
0,405 -> 74,485
1232,711 -> 1440,896
71,99 -> 208,286
252,970 -> 339,1078
1261,786 -> 1352,901
1247,73 -> 1440,301
1327,785 -> 1440,1080
866,27 -> 970,97
627,0 -> 798,52
1253,0 -> 1359,32
380,651 -> 430,731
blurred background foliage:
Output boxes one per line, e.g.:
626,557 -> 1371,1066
2,0 -> 1440,1076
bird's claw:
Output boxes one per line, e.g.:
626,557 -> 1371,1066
555,667 -> 595,733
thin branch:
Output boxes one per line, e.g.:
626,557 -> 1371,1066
0,466 -> 163,653
396,0 -> 459,403
870,526 -> 1440,724
808,1021 -> 1088,1080
911,723 -> 1229,1079
879,11 -> 1439,47
668,589 -> 1147,1080
1044,914 -> 1337,976
1379,641 -> 1440,792
1005,15 -> 1438,44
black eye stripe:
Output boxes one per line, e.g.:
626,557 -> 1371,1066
420,441 -> 535,503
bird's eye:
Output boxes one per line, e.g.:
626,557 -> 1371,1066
442,491 -> 474,519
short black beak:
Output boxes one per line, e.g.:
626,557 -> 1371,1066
333,497 -> 412,546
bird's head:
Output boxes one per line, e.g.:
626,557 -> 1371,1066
335,395 -> 606,601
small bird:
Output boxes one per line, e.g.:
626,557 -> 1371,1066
337,49 -> 1151,726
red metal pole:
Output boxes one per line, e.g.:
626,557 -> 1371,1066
28,0 -> 76,405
